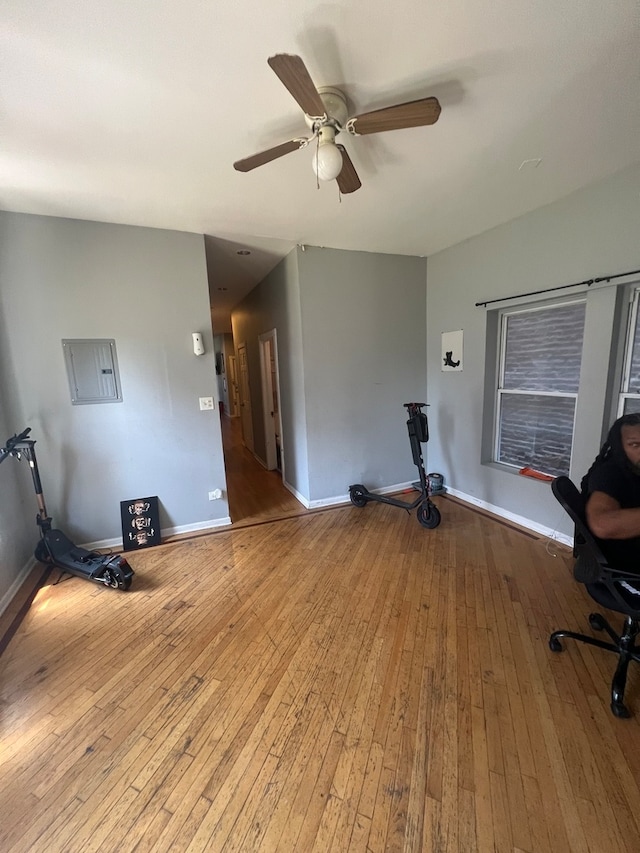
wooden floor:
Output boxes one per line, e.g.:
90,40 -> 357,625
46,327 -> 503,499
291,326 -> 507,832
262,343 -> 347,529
2,493 -> 640,851
221,415 -> 305,527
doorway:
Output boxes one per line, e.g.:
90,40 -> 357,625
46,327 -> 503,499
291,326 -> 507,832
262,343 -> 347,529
220,331 -> 303,525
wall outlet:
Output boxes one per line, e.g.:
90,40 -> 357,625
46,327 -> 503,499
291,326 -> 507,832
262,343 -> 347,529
208,489 -> 222,501
199,396 -> 214,411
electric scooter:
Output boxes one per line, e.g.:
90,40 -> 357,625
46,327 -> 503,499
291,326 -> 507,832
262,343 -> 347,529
0,427 -> 134,590
348,402 -> 442,529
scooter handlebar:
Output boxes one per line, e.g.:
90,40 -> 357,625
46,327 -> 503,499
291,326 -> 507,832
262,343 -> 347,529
0,427 -> 32,463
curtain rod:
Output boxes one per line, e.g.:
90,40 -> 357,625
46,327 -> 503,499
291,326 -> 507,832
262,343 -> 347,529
475,268 -> 640,308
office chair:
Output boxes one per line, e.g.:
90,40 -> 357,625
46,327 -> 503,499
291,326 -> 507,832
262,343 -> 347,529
550,476 -> 640,718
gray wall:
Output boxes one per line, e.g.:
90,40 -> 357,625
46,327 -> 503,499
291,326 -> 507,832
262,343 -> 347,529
0,307 -> 35,609
0,212 -> 229,602
232,246 -> 427,505
298,246 -> 427,503
425,163 -> 640,538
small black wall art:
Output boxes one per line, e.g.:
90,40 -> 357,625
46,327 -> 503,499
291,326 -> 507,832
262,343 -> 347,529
441,330 -> 463,372
120,495 -> 161,551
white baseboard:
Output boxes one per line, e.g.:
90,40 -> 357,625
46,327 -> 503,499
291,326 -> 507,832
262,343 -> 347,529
308,481 -> 415,510
160,517 -> 233,537
307,481 -> 572,547
0,556 -> 38,618
81,484 -> 572,551
283,480 -> 310,508
444,486 -> 573,547
252,452 -> 268,470
81,516 -> 233,551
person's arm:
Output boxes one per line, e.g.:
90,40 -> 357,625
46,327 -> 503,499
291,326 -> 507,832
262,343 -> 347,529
586,490 -> 640,539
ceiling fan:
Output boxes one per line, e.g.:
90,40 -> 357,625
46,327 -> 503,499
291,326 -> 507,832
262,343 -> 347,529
233,54 -> 441,194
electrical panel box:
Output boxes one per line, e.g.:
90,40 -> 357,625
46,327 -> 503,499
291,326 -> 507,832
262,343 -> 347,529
62,339 -> 123,405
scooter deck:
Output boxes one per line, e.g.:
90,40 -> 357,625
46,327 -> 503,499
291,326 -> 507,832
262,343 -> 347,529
37,529 -> 134,588
43,529 -> 111,577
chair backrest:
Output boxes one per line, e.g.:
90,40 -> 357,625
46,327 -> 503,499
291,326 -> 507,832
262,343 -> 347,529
551,476 -> 609,583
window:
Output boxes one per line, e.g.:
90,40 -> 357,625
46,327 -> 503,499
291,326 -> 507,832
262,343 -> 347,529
495,300 -> 586,477
618,288 -> 640,416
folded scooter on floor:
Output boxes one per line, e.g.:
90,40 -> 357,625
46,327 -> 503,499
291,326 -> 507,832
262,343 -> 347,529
1,427 -> 134,590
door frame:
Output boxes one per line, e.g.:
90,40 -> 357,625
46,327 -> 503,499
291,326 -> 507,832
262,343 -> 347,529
237,341 -> 254,452
259,329 -> 283,477
226,353 -> 240,417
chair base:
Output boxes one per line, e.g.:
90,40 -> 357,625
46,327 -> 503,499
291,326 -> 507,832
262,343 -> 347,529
549,613 -> 640,718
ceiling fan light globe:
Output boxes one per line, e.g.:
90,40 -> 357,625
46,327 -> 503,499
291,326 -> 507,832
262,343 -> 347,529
312,143 -> 343,182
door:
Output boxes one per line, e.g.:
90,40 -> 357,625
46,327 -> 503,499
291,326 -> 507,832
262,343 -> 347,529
227,354 -> 240,417
259,330 -> 283,472
237,343 -> 254,451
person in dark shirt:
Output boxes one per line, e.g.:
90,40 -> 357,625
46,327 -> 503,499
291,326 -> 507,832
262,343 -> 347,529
581,413 -> 640,572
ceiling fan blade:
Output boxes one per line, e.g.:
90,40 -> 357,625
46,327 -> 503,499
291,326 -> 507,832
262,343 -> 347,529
234,138 -> 307,172
347,97 -> 441,136
335,146 -> 361,194
268,54 -> 327,117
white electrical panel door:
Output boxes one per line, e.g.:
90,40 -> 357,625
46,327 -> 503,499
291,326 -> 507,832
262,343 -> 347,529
62,339 -> 123,405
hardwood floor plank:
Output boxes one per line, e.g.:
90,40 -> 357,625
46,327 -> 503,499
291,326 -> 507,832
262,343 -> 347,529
456,786 -> 479,853
156,795 -> 212,853
494,682 -> 532,852
346,812 -> 372,852
287,727 -> 345,852
440,567 -> 460,853
470,702 -> 494,853
488,769 -> 513,853
521,773 -> 554,853
421,794 -> 444,852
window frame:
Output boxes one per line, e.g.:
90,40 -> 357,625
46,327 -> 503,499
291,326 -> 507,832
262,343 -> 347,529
617,287 -> 640,417
493,296 -> 586,474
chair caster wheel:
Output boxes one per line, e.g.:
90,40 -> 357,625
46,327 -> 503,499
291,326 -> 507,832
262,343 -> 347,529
611,701 -> 631,719
549,637 -> 563,652
589,613 -> 606,631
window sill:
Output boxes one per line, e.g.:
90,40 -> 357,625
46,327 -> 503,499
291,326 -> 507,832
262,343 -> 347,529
482,460 -> 556,482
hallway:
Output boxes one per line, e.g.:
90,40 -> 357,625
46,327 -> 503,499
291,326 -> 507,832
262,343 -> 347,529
220,414 -> 306,526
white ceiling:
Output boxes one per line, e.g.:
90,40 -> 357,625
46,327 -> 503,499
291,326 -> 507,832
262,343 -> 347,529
2,1 -> 639,333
